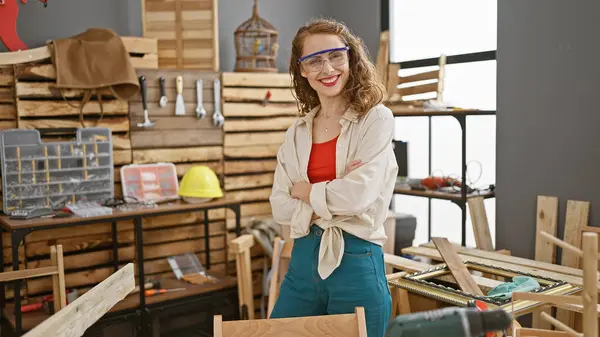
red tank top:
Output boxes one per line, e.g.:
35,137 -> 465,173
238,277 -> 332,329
307,136 -> 338,183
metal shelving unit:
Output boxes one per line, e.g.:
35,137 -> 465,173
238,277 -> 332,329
391,106 -> 496,246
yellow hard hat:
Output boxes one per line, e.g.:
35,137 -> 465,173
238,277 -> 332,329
179,166 -> 223,200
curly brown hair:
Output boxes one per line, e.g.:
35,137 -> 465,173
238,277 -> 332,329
289,18 -> 387,116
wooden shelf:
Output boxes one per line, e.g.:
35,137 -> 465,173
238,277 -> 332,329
389,105 -> 496,117
2,275 -> 237,332
394,186 -> 495,201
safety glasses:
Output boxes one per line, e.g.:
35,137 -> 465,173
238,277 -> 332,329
298,46 -> 350,73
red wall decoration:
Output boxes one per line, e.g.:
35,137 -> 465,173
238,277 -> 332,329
0,0 -> 48,51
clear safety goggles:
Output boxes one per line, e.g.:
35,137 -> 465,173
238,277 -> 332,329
298,46 -> 350,73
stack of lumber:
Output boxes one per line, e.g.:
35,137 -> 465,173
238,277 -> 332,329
141,0 -> 219,71
221,72 -> 298,317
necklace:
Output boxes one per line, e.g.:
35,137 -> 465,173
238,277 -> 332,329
320,112 -> 334,132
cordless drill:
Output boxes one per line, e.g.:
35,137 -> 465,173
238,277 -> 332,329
385,307 -> 513,337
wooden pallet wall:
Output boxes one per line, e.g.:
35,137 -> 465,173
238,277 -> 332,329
221,72 -> 298,318
0,66 -> 17,129
142,0 -> 219,71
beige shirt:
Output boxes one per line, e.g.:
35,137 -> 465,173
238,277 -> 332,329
269,103 -> 398,279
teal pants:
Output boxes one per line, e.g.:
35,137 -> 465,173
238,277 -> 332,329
270,225 -> 392,337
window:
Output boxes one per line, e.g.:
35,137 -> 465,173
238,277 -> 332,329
389,0 -> 497,247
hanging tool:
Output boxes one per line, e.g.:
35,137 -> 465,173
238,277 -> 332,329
175,75 -> 186,116
137,75 -> 155,128
145,287 -> 186,297
195,79 -> 207,119
385,307 -> 512,337
158,76 -> 167,107
212,78 -> 224,128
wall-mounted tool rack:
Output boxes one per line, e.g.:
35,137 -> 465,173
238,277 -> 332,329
0,128 -> 114,212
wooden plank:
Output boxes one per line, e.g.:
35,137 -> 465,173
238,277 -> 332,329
515,328 -> 571,337
130,54 -> 159,69
130,86 -> 213,104
144,236 -> 225,260
224,159 -> 277,175
130,102 -> 214,117
131,129 -> 223,148
222,72 -> 292,88
15,82 -> 114,98
122,36 -> 158,54
130,116 -> 217,131
175,161 -> 222,177
397,82 -> 439,97
431,237 -> 484,296
222,88 -> 295,103
557,200 -> 590,327
225,173 -> 274,191
135,71 -> 219,88
467,197 -> 494,251
113,150 -> 132,165
582,232 -> 598,337
132,146 -> 222,163
420,241 -> 587,278
223,102 -> 298,117
224,131 -> 285,147
533,195 -> 559,330
399,70 -> 440,84
42,133 -> 131,150
223,117 -> 296,132
143,222 -> 225,245
18,117 -> 130,133
18,100 -> 128,117
224,144 -> 280,159
0,104 -> 16,120
0,120 -> 16,130
23,264 -> 135,337
226,188 -> 272,203
0,87 -> 14,102
402,246 -> 595,289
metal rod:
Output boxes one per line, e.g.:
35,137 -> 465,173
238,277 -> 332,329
204,210 -> 210,270
112,221 -> 119,272
134,216 -> 146,336
458,115 -> 468,246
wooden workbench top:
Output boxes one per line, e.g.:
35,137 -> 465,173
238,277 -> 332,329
0,198 -> 241,231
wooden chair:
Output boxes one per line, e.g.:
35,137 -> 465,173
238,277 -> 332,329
2,245 -> 67,314
214,306 -> 367,337
230,234 -> 256,319
266,237 -> 293,318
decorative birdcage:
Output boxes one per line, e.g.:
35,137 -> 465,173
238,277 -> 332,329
234,0 -> 279,72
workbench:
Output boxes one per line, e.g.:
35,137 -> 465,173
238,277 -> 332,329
0,198 -> 243,336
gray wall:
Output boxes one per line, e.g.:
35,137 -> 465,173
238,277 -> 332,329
496,0 -> 600,259
1,0 -> 381,73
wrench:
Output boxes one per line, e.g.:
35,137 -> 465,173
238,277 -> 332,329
212,78 -> 224,128
195,79 -> 206,119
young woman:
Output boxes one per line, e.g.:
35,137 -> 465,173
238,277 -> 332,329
269,18 -> 398,337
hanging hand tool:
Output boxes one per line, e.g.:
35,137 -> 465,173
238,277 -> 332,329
385,307 -> 512,337
145,287 -> 187,297
212,78 -> 224,128
195,79 -> 207,119
159,76 -> 167,107
175,75 -> 186,116
137,75 -> 155,128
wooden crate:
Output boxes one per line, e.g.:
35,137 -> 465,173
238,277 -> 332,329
142,0 -> 219,71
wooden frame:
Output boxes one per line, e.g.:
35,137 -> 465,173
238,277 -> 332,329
390,260 -> 580,317
1,245 -> 67,313
230,234 -> 255,320
266,237 -> 293,318
214,306 -> 367,337
386,55 -> 446,104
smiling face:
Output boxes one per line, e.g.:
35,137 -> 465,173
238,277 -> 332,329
299,34 -> 350,99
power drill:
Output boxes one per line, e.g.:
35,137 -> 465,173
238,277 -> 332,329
385,307 -> 513,337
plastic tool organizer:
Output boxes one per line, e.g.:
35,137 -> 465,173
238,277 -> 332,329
0,128 -> 114,212
120,163 -> 179,203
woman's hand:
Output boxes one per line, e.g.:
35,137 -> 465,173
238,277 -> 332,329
291,181 -> 312,203
344,159 -> 364,177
